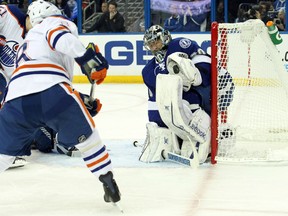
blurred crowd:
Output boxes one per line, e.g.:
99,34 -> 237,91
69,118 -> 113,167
215,0 -> 286,31
157,0 -> 286,32
0,0 -> 286,32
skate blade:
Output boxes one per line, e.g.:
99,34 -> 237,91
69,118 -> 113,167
112,201 -> 124,213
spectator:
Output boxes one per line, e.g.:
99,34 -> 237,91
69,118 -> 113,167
235,5 -> 249,22
246,6 -> 261,20
216,0 -> 234,23
94,0 -> 105,12
67,0 -> 77,24
180,1 -> 208,32
55,0 -> 71,19
85,1 -> 125,33
163,3 -> 182,32
100,1 -> 108,13
258,1 -> 273,24
274,0 -> 285,12
275,7 -> 286,31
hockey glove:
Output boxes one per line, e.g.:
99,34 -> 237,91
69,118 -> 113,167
79,92 -> 102,117
75,43 -> 108,85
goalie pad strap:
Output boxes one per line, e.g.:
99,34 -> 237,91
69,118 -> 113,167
139,122 -> 180,163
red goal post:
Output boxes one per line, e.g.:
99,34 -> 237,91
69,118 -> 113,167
210,20 -> 288,164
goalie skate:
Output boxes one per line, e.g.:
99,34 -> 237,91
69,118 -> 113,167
8,157 -> 27,169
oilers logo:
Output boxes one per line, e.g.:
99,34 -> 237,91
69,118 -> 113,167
0,40 -> 19,67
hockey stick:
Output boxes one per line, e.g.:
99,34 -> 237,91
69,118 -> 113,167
89,80 -> 96,100
161,150 -> 197,168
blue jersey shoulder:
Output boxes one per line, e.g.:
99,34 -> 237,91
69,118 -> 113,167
167,37 -> 201,57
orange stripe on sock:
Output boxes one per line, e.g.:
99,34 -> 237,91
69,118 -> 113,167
86,153 -> 109,168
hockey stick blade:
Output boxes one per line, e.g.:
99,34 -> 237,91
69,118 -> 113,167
133,140 -> 142,148
161,150 -> 199,168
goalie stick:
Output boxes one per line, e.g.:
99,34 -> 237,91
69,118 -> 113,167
133,141 -> 198,168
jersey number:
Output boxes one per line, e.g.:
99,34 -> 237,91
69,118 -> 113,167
15,42 -> 30,68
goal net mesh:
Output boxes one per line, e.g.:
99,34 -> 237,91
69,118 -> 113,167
211,19 -> 288,163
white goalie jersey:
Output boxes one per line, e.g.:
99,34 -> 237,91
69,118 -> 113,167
5,16 -> 87,102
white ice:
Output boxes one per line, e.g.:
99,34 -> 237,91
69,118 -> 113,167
1,83 -> 288,216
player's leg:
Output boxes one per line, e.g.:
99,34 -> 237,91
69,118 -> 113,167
31,126 -> 55,153
0,98 -> 40,172
31,126 -> 81,157
43,83 -> 120,203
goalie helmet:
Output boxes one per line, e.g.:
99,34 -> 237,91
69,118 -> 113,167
143,25 -> 172,63
27,0 -> 62,27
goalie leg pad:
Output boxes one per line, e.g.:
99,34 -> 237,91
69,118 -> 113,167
156,74 -> 211,163
156,74 -> 210,143
139,122 -> 180,163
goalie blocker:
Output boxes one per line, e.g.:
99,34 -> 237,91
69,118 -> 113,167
139,74 -> 211,165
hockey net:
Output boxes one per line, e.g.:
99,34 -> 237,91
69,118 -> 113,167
211,19 -> 288,164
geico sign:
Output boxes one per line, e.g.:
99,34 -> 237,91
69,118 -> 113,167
104,40 -> 211,66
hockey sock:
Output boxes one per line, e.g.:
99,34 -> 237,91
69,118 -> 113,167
75,129 -> 113,178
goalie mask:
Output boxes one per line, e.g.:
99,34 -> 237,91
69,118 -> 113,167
27,0 -> 62,27
143,25 -> 172,63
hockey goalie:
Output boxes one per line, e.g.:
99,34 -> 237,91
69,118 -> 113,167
139,25 -> 234,165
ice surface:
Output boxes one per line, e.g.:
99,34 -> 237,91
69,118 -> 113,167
1,84 -> 288,216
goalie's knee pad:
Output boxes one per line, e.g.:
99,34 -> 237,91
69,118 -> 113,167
187,106 -> 211,143
139,122 -> 180,163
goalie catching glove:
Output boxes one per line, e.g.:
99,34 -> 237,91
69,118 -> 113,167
75,43 -> 108,84
166,52 -> 202,92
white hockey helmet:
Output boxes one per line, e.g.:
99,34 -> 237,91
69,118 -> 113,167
27,0 -> 62,27
143,25 -> 172,63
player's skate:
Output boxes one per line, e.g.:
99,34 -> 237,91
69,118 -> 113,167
99,171 -> 121,203
8,157 -> 27,169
